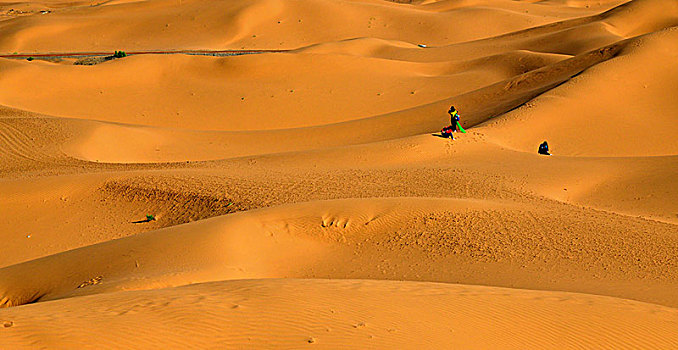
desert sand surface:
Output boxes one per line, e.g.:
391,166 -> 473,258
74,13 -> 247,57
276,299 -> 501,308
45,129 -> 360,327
0,0 -> 677,348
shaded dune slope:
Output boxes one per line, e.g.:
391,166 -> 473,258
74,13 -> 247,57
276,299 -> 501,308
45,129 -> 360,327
480,27 -> 678,157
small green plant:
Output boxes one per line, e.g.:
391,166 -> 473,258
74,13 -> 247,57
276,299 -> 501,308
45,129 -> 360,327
146,214 -> 155,221
26,57 -> 34,61
113,50 -> 127,58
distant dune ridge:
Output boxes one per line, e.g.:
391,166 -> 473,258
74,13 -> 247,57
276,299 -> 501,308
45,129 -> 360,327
0,0 -> 677,348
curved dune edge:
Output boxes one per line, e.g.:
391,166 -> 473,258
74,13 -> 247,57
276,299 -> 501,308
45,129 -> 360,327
0,279 -> 677,349
45,39 -> 627,164
0,0 -> 626,53
0,0 -> 674,163
479,27 -> 678,157
2,0 -> 675,134
0,31 -> 616,134
0,197 -> 505,306
0,197 -> 676,309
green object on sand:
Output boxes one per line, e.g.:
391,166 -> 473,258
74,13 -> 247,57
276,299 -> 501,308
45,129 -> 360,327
456,121 -> 466,133
146,215 -> 156,221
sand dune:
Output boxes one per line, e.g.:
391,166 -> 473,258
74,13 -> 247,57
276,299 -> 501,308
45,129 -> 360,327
481,27 -> 678,156
1,197 -> 676,308
0,0 -> 627,53
2,0 -> 675,133
0,51 -> 522,130
0,197 -> 509,305
1,0 -> 677,347
1,279 -> 677,349
0,38 -> 631,163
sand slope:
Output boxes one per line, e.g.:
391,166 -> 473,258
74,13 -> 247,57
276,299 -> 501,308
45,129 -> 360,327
1,0 -> 677,347
0,0 -> 629,53
1,197 -> 676,308
1,279 -> 677,349
481,27 -> 678,157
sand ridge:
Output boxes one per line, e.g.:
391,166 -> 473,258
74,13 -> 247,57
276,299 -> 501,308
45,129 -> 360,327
0,0 -> 677,348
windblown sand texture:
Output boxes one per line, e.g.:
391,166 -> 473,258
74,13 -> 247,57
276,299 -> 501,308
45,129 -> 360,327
0,0 -> 677,348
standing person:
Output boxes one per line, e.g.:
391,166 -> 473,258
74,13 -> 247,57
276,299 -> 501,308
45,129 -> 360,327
448,106 -> 461,132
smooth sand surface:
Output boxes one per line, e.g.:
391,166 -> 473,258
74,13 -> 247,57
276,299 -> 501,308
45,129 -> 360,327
2,279 -> 678,349
0,0 -> 677,348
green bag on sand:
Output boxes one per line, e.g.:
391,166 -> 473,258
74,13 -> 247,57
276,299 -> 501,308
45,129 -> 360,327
456,121 -> 466,133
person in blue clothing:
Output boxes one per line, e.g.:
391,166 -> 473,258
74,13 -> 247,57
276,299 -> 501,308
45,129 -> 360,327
538,141 -> 551,155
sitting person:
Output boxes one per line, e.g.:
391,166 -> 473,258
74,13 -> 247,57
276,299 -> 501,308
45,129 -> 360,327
538,141 -> 551,155
441,125 -> 455,139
